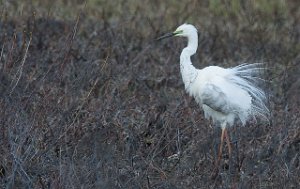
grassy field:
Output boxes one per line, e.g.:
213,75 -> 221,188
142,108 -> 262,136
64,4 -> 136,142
0,0 -> 299,188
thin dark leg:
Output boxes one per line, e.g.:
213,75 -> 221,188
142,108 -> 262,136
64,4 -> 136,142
217,128 -> 225,164
224,128 -> 232,157
212,127 -> 226,178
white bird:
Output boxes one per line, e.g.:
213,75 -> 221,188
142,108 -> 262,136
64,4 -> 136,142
157,24 -> 269,163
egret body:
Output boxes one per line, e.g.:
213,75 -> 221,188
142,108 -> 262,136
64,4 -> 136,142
158,24 -> 269,162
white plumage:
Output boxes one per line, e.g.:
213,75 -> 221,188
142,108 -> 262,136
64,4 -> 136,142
158,23 -> 269,161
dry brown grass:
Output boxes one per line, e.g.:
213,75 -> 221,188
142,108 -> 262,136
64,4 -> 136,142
0,0 -> 299,188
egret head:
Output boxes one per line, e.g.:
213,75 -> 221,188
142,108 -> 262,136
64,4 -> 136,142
156,23 -> 198,40
173,24 -> 198,37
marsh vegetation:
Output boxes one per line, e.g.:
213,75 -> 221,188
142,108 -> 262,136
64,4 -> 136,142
0,0 -> 299,188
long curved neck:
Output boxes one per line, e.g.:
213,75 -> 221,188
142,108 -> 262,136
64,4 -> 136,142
181,33 -> 198,58
180,33 -> 198,90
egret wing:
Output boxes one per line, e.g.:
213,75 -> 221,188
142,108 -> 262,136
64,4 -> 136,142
200,83 -> 232,114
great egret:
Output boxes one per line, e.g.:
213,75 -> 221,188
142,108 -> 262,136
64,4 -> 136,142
157,24 -> 269,163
